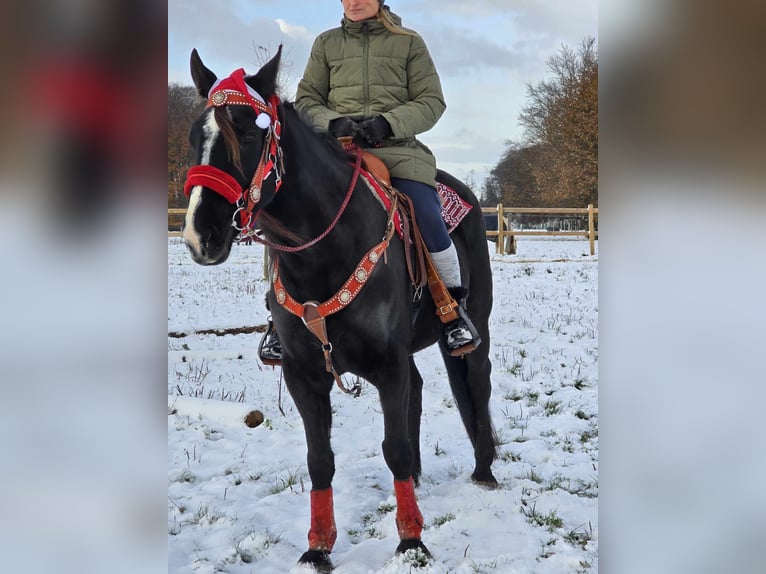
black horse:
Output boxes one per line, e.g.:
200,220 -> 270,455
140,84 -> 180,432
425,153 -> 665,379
182,48 -> 498,571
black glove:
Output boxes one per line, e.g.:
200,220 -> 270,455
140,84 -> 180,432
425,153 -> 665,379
328,117 -> 359,138
358,115 -> 392,147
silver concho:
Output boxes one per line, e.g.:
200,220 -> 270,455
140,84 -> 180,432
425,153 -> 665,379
276,289 -> 286,304
339,290 -> 352,304
369,251 -> 379,263
211,91 -> 227,106
249,185 -> 261,203
355,268 -> 368,283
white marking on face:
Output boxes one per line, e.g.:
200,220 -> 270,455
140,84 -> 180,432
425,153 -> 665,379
183,111 -> 221,254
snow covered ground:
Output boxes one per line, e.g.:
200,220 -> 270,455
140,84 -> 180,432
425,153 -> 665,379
168,237 -> 598,573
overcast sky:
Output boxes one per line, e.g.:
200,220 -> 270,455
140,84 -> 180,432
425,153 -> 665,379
168,0 -> 597,188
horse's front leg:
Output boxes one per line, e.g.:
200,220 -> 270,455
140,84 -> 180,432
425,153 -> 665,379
376,361 -> 431,558
284,367 -> 336,571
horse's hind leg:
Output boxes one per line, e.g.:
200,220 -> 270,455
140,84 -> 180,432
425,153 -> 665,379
440,345 -> 499,486
375,361 -> 431,558
408,357 -> 424,486
284,372 -> 336,570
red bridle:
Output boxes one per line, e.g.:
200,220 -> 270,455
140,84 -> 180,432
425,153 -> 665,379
183,68 -> 283,231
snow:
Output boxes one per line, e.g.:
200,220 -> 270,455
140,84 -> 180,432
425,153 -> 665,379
168,237 -> 598,573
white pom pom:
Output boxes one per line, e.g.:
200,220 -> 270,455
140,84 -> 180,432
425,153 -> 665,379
255,113 -> 271,129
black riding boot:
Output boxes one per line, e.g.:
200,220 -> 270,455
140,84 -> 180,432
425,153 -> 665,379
443,287 -> 482,356
258,295 -> 282,365
258,318 -> 282,366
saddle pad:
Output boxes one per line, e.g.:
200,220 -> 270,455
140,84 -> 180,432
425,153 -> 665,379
436,182 -> 473,233
359,170 -> 472,236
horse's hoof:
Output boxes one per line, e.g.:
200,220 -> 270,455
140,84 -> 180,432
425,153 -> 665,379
298,549 -> 334,572
396,538 -> 432,559
471,470 -> 499,489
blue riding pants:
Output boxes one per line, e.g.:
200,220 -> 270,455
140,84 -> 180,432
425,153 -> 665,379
391,178 -> 450,252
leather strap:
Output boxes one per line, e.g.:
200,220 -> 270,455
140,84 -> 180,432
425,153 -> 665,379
422,249 -> 460,324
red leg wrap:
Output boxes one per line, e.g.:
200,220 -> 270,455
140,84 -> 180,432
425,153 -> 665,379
394,478 -> 424,540
307,487 -> 337,551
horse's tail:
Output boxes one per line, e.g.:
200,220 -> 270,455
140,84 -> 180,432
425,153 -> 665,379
441,348 -> 499,461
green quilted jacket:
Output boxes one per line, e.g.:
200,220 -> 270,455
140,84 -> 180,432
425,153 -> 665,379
295,11 -> 446,187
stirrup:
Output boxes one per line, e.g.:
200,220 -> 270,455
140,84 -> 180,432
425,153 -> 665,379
443,306 -> 482,357
258,319 -> 283,366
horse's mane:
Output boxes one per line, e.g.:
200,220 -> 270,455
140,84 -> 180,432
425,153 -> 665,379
283,101 -> 356,165
253,101 -> 357,246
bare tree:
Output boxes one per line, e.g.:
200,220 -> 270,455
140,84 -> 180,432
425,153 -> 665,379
168,83 -> 205,207
519,37 -> 598,206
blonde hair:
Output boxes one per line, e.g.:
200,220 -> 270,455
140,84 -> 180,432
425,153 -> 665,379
377,8 -> 416,36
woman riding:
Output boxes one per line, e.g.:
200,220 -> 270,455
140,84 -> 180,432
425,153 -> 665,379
258,0 -> 479,363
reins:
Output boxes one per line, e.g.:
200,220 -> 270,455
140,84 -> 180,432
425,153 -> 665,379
248,148 -> 363,252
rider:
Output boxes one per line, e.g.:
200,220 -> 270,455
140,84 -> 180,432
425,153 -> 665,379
258,0 -> 479,363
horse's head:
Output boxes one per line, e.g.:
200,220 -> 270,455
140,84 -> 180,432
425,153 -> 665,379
182,48 -> 282,265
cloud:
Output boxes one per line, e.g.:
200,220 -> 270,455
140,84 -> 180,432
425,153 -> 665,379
276,19 -> 313,41
423,25 -> 529,76
168,0 -> 307,84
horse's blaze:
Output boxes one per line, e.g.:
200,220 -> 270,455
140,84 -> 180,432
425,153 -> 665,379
308,487 -> 337,551
394,478 -> 424,540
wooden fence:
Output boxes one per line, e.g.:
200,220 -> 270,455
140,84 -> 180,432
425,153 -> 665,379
169,204 -> 599,255
482,204 -> 598,255
168,208 -> 186,237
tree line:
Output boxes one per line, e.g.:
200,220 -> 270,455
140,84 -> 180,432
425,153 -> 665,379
481,37 -> 598,208
168,84 -> 205,208
167,37 -> 597,210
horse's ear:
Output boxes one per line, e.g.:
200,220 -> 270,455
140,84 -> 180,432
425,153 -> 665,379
246,45 -> 282,98
190,49 -> 218,98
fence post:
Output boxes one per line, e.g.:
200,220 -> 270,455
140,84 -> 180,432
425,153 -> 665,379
496,203 -> 504,254
588,203 -> 595,256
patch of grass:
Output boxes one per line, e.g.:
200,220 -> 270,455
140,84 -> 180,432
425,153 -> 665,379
173,469 -> 195,483
524,468 -> 544,484
580,427 -> 598,444
188,503 -> 227,527
564,522 -> 594,549
401,546 -> 430,568
269,469 -> 304,494
499,450 -> 520,463
543,400 -> 562,416
521,502 -> 563,531
539,537 -> 557,559
432,512 -> 456,527
575,410 -> 591,420
543,473 -> 566,491
434,441 -> 446,456
520,366 -> 539,382
562,479 -> 598,499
